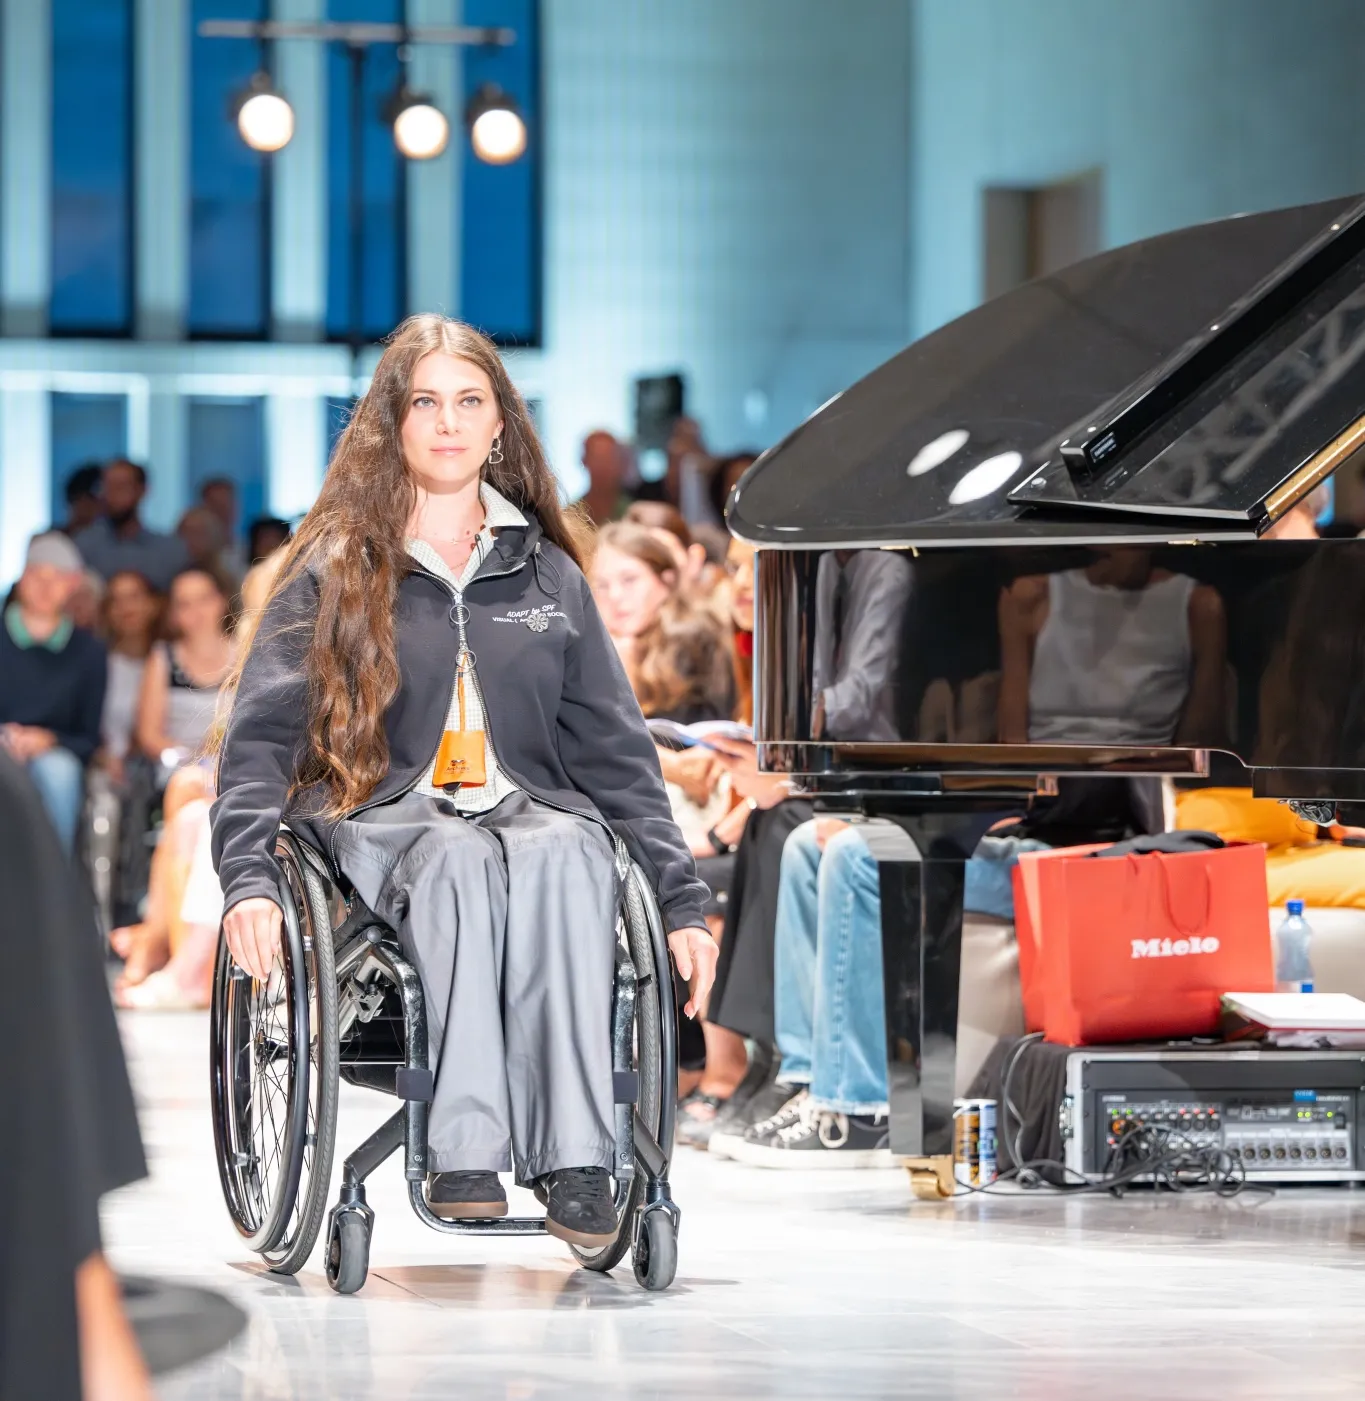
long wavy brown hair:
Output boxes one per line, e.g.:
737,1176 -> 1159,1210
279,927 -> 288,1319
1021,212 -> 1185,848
215,314 -> 587,818
594,522 -> 732,719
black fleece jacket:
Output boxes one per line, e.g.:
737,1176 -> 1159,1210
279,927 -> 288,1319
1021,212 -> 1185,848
210,512 -> 708,932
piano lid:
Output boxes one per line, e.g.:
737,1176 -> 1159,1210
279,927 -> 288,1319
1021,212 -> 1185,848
728,196 -> 1362,549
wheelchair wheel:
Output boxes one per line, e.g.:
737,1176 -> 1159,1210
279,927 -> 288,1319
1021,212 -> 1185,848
211,831 -> 339,1273
570,861 -> 666,1274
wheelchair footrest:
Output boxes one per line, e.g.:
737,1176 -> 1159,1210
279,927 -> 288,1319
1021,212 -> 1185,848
395,1067 -> 435,1102
613,1070 -> 639,1105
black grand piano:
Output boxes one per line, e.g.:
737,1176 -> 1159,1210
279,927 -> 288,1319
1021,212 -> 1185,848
729,194 -> 1365,1196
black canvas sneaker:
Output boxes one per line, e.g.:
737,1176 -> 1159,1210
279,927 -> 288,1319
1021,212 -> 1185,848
731,1103 -> 894,1168
425,1170 -> 508,1219
710,1087 -> 810,1161
536,1167 -> 618,1248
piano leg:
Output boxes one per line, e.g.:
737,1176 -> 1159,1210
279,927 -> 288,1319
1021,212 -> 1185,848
861,810 -> 1003,1197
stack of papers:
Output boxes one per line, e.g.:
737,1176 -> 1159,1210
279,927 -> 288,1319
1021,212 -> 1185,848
1221,992 -> 1365,1046
646,719 -> 752,750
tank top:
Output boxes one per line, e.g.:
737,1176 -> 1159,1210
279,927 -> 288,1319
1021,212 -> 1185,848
159,642 -> 228,753
1027,569 -> 1195,746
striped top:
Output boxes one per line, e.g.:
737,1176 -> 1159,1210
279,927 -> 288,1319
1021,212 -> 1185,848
407,481 -> 526,814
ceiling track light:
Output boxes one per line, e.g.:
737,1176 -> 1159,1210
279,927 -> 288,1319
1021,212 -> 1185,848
383,82 -> 450,160
465,83 -> 527,166
232,70 -> 295,153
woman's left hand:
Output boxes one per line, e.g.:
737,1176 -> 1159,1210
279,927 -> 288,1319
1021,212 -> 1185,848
668,925 -> 719,1020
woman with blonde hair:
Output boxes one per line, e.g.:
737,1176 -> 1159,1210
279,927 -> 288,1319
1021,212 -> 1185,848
211,315 -> 716,1246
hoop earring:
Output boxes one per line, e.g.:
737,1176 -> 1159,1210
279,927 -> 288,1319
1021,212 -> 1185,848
488,435 -> 504,467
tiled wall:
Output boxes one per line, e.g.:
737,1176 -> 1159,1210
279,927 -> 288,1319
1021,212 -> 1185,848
910,0 -> 1365,338
533,0 -> 912,493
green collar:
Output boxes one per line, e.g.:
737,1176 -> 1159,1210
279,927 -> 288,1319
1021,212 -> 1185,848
4,602 -> 73,652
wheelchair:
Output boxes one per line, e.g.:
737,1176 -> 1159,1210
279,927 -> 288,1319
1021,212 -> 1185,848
209,826 -> 681,1295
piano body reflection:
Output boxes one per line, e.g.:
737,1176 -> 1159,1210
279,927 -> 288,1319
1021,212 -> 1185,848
729,195 -> 1365,1196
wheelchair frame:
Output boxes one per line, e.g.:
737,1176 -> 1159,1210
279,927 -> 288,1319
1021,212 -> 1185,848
210,826 -> 681,1294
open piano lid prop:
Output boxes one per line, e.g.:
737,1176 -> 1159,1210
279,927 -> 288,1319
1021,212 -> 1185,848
730,195 -> 1365,548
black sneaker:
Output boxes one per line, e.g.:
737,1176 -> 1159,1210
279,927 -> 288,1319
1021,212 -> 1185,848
425,1170 -> 508,1219
536,1167 -> 618,1248
710,1087 -> 809,1161
731,1104 -> 894,1169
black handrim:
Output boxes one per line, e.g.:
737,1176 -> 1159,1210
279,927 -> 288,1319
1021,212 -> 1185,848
260,844 -> 329,1268
210,867 -> 310,1253
572,863 -> 668,1270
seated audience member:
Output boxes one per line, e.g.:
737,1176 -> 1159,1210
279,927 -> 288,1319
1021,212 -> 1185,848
134,565 -> 235,771
622,500 -> 709,589
1263,483 -> 1328,541
97,571 -> 163,785
70,567 -> 107,634
684,537 -> 810,1142
580,429 -> 636,524
712,818 -> 1044,1166
73,458 -> 189,592
590,522 -> 733,726
117,551 -> 284,1010
589,522 -> 747,1104
0,532 -> 107,852
111,566 -> 234,989
246,514 -> 292,567
0,748 -> 151,1400
57,461 -> 105,538
176,505 -> 241,593
199,476 -> 249,579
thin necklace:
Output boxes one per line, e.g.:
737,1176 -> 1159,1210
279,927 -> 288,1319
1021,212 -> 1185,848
417,510 -> 486,544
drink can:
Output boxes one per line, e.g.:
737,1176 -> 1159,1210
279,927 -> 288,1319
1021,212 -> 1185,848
953,1098 -> 998,1188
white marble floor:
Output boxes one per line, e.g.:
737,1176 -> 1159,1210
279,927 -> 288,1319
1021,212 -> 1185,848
108,1011 -> 1365,1401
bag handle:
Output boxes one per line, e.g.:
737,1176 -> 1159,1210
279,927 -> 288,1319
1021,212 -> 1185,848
1140,852 -> 1212,935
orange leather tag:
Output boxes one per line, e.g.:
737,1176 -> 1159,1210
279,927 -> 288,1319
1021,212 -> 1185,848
434,729 -> 486,789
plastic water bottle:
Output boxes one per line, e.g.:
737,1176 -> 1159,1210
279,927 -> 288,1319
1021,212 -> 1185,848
1275,899 -> 1315,994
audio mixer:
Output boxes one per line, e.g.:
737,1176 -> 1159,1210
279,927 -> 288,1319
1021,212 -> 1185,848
1060,1048 -> 1365,1183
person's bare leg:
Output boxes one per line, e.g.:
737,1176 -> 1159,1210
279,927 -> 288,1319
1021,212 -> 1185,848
115,799 -> 204,987
76,1252 -> 154,1401
698,1023 -> 748,1098
110,767 -> 210,961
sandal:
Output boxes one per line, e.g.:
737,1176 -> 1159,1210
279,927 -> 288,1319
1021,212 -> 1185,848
115,968 -> 207,1012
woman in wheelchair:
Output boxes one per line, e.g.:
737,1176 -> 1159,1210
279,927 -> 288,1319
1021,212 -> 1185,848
210,314 -> 717,1252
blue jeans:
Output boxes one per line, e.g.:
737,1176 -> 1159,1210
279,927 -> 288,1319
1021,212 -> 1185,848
773,824 -> 1047,1115
773,824 -> 888,1114
27,746 -> 84,854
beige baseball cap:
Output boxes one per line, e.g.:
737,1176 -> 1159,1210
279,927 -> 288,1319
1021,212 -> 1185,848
25,531 -> 85,575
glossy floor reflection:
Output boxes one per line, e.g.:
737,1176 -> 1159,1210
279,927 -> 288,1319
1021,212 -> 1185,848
108,1011 -> 1365,1400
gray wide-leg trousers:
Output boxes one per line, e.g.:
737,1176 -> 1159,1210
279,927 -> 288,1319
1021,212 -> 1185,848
332,790 -> 618,1179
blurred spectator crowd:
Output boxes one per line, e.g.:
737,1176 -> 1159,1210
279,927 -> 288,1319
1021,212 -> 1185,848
0,419 -> 1156,1178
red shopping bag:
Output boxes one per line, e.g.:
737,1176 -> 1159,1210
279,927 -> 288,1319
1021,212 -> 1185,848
1012,844 -> 1108,1033
1012,842 -> 1273,1044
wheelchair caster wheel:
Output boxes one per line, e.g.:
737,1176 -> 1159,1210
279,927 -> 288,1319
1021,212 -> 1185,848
632,1207 -> 678,1291
325,1207 -> 372,1295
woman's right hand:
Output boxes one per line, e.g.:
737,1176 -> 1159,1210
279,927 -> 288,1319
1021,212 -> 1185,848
222,897 -> 284,981
657,744 -> 720,806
